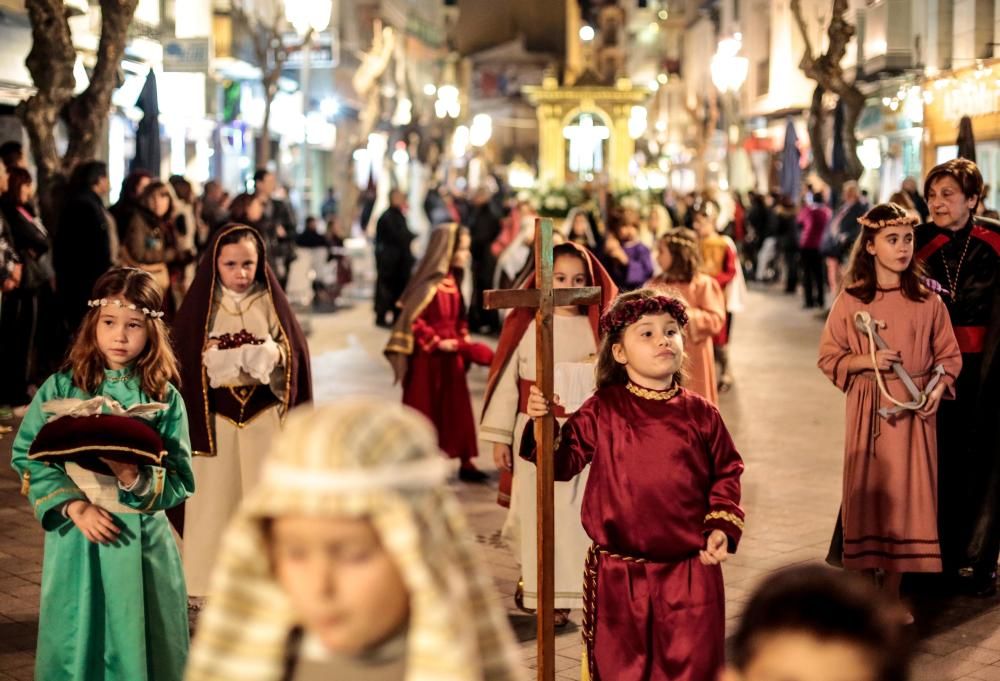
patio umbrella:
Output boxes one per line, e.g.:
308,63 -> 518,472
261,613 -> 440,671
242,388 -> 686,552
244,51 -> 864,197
130,69 -> 161,175
779,118 -> 802,199
957,115 -> 977,163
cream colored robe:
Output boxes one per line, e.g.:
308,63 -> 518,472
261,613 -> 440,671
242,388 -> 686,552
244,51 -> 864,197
480,314 -> 596,609
183,283 -> 288,597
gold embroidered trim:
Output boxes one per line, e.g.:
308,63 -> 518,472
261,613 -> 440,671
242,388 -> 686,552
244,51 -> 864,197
626,382 -> 681,401
20,471 -> 30,496
28,445 -> 166,464
216,403 -> 279,429
140,468 -> 165,512
33,486 -> 84,510
705,510 -> 745,531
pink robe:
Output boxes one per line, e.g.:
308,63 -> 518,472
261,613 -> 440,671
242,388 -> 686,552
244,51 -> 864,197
818,289 -> 962,572
647,274 -> 727,403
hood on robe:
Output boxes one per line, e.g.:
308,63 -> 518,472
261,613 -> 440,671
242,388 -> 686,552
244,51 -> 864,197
173,223 -> 312,456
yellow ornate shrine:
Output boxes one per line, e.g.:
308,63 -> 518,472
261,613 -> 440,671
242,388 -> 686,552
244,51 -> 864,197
523,72 -> 649,189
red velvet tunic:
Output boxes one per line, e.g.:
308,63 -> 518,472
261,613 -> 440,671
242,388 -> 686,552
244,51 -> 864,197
402,274 -> 479,463
552,383 -> 745,681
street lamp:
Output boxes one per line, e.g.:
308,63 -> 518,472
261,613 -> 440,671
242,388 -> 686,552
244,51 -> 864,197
710,35 -> 748,190
286,0 -> 332,218
710,35 -> 748,94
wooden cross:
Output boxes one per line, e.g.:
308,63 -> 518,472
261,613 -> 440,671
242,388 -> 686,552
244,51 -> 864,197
484,217 -> 601,681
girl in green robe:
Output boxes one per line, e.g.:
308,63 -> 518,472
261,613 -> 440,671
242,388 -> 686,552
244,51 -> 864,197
11,267 -> 195,681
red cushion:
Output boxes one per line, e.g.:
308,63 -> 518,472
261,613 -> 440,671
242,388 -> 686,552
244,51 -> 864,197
28,414 -> 166,477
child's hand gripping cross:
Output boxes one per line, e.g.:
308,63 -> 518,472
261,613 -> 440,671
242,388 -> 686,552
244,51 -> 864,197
526,384 -> 559,418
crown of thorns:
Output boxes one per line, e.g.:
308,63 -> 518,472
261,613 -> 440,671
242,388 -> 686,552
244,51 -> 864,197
858,213 -> 919,230
599,295 -> 689,336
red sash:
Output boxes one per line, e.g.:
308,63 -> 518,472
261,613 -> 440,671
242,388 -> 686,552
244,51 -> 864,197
954,326 -> 987,354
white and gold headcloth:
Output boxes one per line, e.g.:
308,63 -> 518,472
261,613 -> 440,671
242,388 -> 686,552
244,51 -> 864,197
185,400 -> 526,681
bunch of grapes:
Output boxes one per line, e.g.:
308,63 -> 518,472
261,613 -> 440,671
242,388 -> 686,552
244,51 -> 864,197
215,329 -> 265,349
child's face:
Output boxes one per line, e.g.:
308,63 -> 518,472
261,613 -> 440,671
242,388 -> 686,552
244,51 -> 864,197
553,254 -> 588,289
95,297 -> 149,370
572,214 -> 589,237
270,515 -> 410,656
656,242 -> 673,272
865,225 -> 913,276
721,632 -> 877,681
618,224 -> 638,242
694,214 -> 714,237
450,232 -> 472,270
612,312 -> 684,388
217,238 -> 259,294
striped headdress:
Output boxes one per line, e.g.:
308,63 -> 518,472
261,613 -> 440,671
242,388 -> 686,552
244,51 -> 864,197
185,400 -> 526,681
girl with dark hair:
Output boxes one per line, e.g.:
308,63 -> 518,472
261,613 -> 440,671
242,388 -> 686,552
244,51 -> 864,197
173,223 -> 312,604
10,267 -> 194,681
480,241 -> 617,625
647,227 -> 727,403
0,166 -> 55,409
526,289 -> 744,681
819,202 -> 962,618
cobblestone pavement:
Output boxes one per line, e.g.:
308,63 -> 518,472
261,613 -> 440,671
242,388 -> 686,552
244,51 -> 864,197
2,287 -> 1000,680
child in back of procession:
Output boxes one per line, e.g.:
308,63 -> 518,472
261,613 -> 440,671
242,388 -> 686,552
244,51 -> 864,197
173,223 -> 312,607
11,267 -> 194,681
185,400 -> 526,681
818,202 -> 961,621
646,227 -> 727,403
526,289 -> 745,681
480,241 -> 617,627
694,202 -> 740,392
385,223 -> 495,482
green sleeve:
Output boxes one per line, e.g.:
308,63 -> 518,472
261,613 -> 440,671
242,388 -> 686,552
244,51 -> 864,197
10,373 -> 87,531
118,384 -> 195,512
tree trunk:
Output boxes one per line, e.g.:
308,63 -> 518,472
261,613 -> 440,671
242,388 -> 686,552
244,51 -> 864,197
19,0 -> 139,229
790,0 -> 864,197
259,98 -> 273,167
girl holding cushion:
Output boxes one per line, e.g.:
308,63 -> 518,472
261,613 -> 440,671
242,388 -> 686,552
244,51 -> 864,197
10,267 -> 195,681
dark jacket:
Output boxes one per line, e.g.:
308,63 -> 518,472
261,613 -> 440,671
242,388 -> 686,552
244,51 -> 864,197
374,206 -> 415,275
55,189 -> 115,322
1,198 -> 52,290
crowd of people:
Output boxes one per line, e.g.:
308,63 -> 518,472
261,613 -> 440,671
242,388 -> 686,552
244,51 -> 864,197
0,146 -> 346,419
2,147 -> 999,681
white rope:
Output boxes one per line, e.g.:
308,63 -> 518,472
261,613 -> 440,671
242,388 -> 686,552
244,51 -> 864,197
856,311 -> 926,411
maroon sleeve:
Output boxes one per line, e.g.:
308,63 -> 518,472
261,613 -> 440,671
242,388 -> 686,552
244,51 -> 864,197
521,394 -> 599,482
702,403 -> 745,550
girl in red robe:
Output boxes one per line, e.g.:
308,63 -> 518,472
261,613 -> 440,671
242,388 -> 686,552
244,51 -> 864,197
527,289 -> 745,681
385,223 -> 494,481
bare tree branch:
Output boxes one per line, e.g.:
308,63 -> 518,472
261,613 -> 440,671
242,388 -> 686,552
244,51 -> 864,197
790,0 -> 864,192
19,0 -> 139,226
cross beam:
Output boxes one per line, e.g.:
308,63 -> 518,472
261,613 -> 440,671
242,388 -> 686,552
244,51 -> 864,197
484,217 -> 601,681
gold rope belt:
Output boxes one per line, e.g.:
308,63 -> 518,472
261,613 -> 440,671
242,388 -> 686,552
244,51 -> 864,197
582,544 -> 650,681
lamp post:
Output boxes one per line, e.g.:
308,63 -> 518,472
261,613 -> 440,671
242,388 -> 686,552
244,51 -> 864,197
710,35 -> 748,190
286,0 -> 332,218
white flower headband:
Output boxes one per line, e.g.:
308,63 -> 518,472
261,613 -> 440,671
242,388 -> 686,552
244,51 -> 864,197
87,298 -> 165,319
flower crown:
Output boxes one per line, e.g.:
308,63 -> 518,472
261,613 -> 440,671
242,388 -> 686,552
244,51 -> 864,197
88,298 -> 164,319
858,213 -> 919,230
664,234 -> 698,249
599,295 -> 689,336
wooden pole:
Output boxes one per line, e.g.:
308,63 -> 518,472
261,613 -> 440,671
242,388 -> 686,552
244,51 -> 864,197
483,218 -> 601,681
534,218 -> 556,681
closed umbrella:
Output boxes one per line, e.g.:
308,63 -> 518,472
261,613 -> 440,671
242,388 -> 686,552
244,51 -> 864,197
130,70 -> 161,175
957,115 -> 977,162
780,118 -> 802,199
